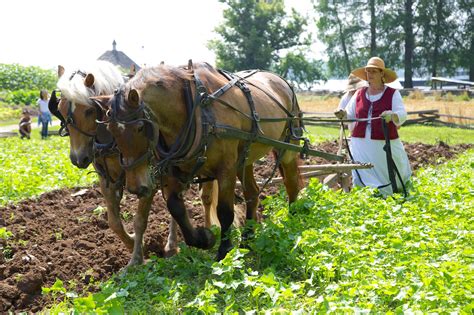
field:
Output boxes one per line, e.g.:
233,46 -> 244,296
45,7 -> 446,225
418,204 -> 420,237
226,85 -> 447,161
0,95 -> 473,313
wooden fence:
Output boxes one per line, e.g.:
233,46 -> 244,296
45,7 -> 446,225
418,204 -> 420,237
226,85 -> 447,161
303,110 -> 474,129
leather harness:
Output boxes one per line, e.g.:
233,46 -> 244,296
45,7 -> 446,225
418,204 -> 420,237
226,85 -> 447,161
106,67 -> 344,189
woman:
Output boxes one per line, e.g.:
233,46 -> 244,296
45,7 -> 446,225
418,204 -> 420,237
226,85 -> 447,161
335,57 -> 411,196
37,90 -> 52,139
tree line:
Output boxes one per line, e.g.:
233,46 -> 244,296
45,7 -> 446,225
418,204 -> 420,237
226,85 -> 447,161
208,0 -> 473,89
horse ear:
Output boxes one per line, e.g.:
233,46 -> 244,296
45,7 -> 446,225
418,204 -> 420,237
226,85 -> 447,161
128,89 -> 140,108
160,61 -> 164,65
129,64 -> 136,77
188,59 -> 193,71
84,74 -> 95,88
58,65 -> 65,78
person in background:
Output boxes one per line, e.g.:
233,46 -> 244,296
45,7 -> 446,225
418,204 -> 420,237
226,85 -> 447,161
335,74 -> 368,155
19,108 -> 32,139
37,90 -> 52,139
337,74 -> 367,111
334,57 -> 411,196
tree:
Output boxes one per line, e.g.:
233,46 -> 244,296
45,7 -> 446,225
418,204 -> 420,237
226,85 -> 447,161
314,0 -> 369,77
274,51 -> 327,90
416,0 -> 459,78
454,0 -> 474,81
403,0 -> 414,88
208,0 -> 310,71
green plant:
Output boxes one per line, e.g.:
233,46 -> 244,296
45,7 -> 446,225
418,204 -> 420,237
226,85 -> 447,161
92,206 -> 106,217
121,210 -> 133,222
0,227 -> 13,240
0,136 -> 97,206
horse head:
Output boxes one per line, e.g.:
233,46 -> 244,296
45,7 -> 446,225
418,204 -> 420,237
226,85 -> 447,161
56,61 -> 124,168
96,88 -> 158,197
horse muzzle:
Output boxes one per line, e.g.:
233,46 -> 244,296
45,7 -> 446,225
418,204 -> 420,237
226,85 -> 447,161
70,153 -> 93,169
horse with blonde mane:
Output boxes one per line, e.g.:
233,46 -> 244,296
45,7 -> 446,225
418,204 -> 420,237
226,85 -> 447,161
95,61 -> 303,260
50,61 -> 219,267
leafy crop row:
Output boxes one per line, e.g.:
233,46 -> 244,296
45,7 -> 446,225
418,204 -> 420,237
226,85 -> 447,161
0,137 -> 96,205
43,149 -> 473,314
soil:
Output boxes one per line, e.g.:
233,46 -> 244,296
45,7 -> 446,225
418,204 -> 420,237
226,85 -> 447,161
1,141 -> 472,313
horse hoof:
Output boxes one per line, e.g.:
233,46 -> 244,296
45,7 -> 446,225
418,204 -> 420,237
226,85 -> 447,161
195,227 -> 216,250
163,246 -> 180,258
216,244 -> 234,261
242,228 -> 255,243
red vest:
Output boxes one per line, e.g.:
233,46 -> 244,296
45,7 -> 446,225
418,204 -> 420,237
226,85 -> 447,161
352,87 -> 399,140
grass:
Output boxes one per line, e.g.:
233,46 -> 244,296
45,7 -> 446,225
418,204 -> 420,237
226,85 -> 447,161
399,125 -> 474,145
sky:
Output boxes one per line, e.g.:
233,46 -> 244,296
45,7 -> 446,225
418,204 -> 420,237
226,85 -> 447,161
0,0 -> 315,70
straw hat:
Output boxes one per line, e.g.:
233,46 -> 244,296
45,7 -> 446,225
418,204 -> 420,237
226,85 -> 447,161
345,73 -> 368,92
351,57 -> 398,83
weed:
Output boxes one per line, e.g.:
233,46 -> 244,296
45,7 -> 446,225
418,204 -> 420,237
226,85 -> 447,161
408,89 -> 424,100
445,92 -> 454,102
92,205 -> 106,217
53,230 -> 63,241
0,227 -> 13,240
121,210 -> 133,222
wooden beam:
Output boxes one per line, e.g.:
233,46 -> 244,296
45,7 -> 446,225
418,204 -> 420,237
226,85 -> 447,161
298,163 -> 373,171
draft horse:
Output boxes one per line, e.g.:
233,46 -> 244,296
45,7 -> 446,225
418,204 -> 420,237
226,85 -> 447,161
96,61 -> 303,260
49,61 -> 219,267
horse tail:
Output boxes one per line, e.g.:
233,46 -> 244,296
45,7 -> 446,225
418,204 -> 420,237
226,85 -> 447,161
274,149 -> 303,202
201,180 -> 220,227
201,180 -> 246,228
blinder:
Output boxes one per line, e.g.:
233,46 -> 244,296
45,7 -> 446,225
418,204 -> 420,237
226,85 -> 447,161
48,90 -> 69,136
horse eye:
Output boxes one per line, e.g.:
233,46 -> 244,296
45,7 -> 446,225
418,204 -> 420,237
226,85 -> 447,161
85,108 -> 95,117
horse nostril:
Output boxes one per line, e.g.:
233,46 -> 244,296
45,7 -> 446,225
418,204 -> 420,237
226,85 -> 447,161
81,156 -> 92,167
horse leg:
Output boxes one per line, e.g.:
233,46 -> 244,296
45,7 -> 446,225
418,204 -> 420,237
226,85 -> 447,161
216,170 -> 237,261
237,164 -> 259,242
201,180 -> 219,228
277,150 -> 302,203
165,177 -> 216,250
163,217 -> 179,257
99,177 -> 134,252
127,190 -> 155,267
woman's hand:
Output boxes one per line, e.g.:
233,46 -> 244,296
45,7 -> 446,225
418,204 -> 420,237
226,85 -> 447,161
380,110 -> 395,123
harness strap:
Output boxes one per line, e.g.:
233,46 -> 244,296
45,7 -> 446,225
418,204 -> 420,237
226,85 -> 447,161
214,124 -> 344,162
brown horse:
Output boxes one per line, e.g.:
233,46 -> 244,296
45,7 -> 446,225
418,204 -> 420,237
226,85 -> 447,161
51,61 -> 219,267
95,61 -> 303,260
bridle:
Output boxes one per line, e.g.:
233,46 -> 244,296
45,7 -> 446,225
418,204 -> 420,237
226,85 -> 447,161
102,88 -> 159,172
49,70 -> 99,138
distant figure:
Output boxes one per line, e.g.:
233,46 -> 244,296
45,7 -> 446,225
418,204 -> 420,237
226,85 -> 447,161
37,90 -> 52,139
337,74 -> 367,111
19,109 -> 32,139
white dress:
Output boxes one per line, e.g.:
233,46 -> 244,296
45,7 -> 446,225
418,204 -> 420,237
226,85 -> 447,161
345,87 -> 412,195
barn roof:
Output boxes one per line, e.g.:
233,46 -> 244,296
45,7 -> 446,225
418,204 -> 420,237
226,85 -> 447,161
97,40 -> 140,71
